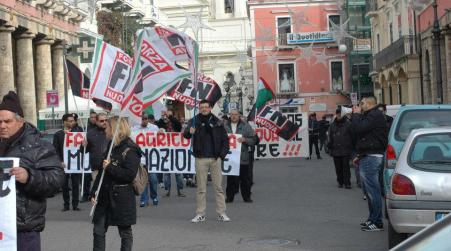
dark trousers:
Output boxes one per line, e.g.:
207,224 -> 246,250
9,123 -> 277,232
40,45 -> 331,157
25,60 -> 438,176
319,137 -> 327,151
62,173 -> 80,208
93,214 -> 133,251
17,232 -> 41,251
333,156 -> 351,186
309,135 -> 320,158
226,164 -> 252,200
82,173 -> 92,199
157,173 -> 163,183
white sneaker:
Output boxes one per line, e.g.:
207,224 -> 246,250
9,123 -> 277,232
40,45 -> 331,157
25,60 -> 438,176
191,215 -> 206,223
218,214 -> 231,222
159,182 -> 164,188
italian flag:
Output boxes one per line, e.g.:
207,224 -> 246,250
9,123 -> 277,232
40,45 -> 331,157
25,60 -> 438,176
255,78 -> 275,109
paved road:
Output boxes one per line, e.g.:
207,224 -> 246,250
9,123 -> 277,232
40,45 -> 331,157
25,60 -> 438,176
42,155 -> 387,251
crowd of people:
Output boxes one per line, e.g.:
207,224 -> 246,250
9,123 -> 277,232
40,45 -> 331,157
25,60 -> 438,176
1,89 -> 392,251
324,96 -> 391,232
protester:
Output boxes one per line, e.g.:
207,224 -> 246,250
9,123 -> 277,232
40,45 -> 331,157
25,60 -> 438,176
157,110 -> 185,197
90,116 -> 140,251
132,113 -> 160,207
180,117 -> 195,187
88,111 -> 98,131
307,113 -> 322,160
351,96 -> 388,232
183,100 -> 230,223
53,113 -> 81,211
328,108 -> 353,189
224,109 -> 256,203
85,113 -> 109,182
71,113 -> 84,132
319,115 -> 330,152
0,91 -> 65,251
377,104 -> 394,129
81,112 -> 96,202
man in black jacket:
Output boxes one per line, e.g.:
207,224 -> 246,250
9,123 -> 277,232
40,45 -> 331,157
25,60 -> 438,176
319,115 -> 330,152
53,113 -> 81,211
351,96 -> 388,232
328,108 -> 353,189
85,113 -> 109,182
183,100 -> 230,223
0,91 -> 65,251
308,113 -> 322,159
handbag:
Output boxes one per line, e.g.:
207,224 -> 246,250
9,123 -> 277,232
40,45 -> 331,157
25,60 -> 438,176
122,148 -> 148,196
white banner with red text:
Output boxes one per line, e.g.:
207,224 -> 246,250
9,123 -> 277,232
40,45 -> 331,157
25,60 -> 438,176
63,132 -> 90,173
0,158 -> 19,251
254,113 -> 309,159
131,131 -> 241,176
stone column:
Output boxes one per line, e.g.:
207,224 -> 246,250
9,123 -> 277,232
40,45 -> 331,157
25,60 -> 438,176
52,42 -> 65,101
16,31 -> 37,125
444,31 -> 451,103
0,25 -> 15,97
35,37 -> 54,111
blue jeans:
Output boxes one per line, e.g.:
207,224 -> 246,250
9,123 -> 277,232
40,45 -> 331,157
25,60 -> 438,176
140,173 -> 158,204
359,156 -> 383,225
164,173 -> 184,191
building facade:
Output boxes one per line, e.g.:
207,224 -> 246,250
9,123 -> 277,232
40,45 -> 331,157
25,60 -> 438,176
345,0 -> 373,99
0,0 -> 85,125
248,0 -> 350,117
417,0 -> 451,104
154,0 -> 254,117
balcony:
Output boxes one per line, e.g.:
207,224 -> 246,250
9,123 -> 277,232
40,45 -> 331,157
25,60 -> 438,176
373,35 -> 417,71
276,33 -> 294,50
366,0 -> 378,18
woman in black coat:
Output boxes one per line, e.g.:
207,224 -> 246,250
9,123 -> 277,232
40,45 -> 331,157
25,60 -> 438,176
90,116 -> 141,251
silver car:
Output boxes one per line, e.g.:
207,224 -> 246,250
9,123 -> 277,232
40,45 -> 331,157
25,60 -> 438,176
387,127 -> 451,248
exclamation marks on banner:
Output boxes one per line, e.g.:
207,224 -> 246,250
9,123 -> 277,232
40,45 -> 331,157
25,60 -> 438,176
282,144 -> 302,156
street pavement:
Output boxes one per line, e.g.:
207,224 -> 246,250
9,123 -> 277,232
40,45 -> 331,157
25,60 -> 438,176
41,155 -> 388,251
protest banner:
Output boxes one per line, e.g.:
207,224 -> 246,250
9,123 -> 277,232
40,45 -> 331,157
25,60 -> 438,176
63,132 -> 90,173
131,131 -> 241,176
254,113 -> 309,159
0,158 -> 19,251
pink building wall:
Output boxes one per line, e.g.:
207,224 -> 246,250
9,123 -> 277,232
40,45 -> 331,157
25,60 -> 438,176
251,3 -> 350,117
417,0 -> 451,32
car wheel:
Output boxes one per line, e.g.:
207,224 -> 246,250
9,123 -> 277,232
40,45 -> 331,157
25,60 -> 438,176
388,220 -> 409,248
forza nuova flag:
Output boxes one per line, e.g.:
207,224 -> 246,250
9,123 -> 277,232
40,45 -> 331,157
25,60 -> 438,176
167,73 -> 222,108
254,105 -> 300,141
90,39 -> 134,106
65,59 -> 112,110
248,77 -> 275,121
121,28 -> 195,123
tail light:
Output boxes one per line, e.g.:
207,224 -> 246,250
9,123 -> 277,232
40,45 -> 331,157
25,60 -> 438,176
386,144 -> 397,169
392,174 -> 416,195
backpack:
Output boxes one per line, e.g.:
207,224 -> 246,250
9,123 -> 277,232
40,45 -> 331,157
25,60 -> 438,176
122,148 -> 148,196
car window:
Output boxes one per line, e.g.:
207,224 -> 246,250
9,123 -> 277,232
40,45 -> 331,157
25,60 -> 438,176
395,110 -> 451,141
409,133 -> 451,172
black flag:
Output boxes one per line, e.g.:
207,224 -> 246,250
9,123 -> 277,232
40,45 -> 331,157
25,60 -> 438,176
65,59 -> 112,111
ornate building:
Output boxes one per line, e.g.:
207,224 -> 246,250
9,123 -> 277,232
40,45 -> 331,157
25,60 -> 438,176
0,0 -> 85,125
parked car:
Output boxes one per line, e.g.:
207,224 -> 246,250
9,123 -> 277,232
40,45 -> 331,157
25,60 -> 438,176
383,105 -> 451,200
390,213 -> 451,251
386,105 -> 401,118
387,127 -> 451,248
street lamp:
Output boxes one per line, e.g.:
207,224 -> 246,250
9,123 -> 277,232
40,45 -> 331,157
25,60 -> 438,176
432,0 -> 443,104
223,72 -> 235,113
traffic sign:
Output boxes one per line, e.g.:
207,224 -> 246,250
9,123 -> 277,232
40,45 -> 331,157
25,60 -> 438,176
46,90 -> 59,108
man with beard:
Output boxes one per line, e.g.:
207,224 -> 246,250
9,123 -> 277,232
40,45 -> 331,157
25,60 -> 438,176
183,100 -> 230,223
